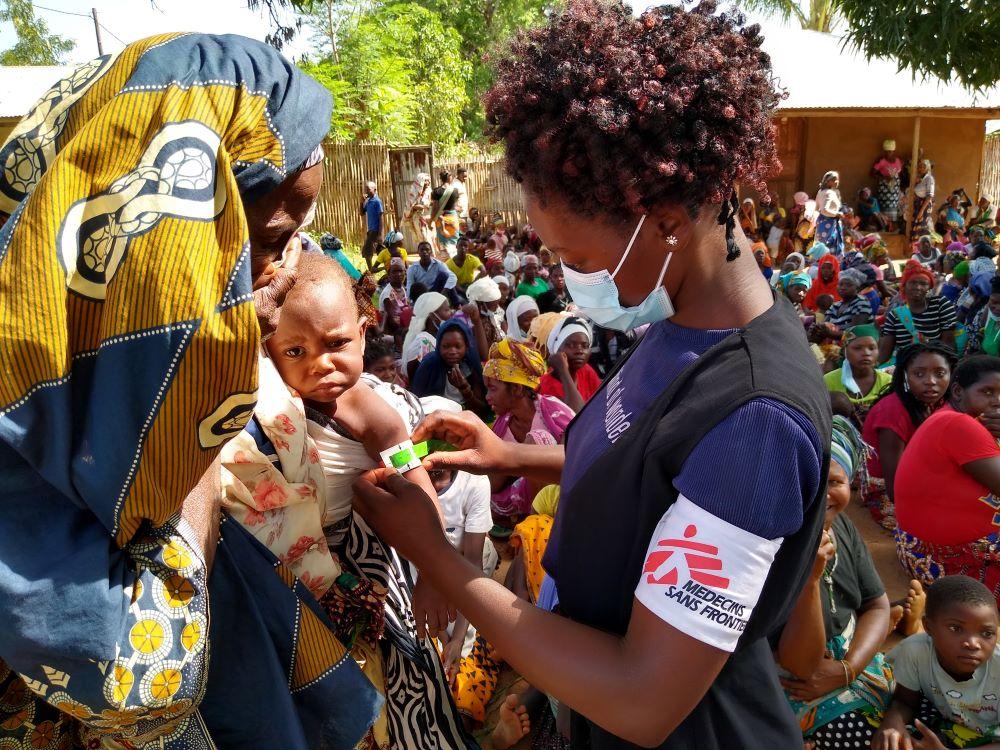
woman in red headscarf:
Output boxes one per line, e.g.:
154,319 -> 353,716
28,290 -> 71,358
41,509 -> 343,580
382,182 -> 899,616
803,254 -> 842,312
878,259 -> 958,364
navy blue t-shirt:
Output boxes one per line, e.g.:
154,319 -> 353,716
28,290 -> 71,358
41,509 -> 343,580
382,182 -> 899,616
363,195 -> 383,232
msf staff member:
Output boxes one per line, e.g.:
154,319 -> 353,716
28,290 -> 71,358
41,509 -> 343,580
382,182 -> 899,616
352,2 -> 832,749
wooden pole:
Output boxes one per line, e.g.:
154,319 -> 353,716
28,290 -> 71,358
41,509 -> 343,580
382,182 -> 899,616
91,8 -> 104,56
906,115 -> 922,240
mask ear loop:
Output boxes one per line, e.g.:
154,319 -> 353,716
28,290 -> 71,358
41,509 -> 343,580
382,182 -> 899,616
611,214 -> 648,279
718,192 -> 740,262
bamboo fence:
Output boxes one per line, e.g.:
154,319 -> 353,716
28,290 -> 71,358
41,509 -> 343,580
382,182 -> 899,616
311,140 -> 526,247
981,134 -> 1000,203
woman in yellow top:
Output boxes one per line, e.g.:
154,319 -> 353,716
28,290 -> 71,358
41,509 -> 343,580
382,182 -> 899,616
824,324 -> 893,423
374,230 -> 409,275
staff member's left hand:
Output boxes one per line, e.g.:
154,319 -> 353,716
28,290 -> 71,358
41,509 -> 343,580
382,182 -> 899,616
779,656 -> 849,702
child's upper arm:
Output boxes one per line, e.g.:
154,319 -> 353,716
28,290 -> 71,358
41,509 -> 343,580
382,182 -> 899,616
341,385 -> 410,461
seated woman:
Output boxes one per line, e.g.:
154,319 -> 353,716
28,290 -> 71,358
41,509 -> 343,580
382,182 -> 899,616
825,268 -> 874,330
857,187 -> 887,232
911,235 -> 943,269
895,355 -> 1000,602
803,253 -> 842,313
482,340 -> 574,528
378,257 -> 411,350
533,314 -> 601,413
374,230 -> 409,276
775,417 -> 895,750
824,325 -> 892,423
970,276 -> 1000,357
878,260 -> 958,365
402,291 -> 453,380
782,270 -> 813,317
505,294 -> 540,343
411,319 -> 490,418
861,342 -> 955,530
467,276 -> 506,353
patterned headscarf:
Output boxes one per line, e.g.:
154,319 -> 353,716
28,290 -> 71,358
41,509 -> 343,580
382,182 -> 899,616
900,258 -> 935,288
0,33 -> 381,750
483,339 -> 547,390
830,415 -> 868,482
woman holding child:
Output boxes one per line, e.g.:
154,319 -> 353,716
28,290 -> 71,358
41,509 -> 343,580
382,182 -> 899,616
351,2 -> 833,748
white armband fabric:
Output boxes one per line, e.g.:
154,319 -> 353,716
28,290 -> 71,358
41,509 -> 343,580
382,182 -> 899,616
634,494 -> 782,652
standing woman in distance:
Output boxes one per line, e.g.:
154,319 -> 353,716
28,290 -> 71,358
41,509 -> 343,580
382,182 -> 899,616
352,3 -> 832,749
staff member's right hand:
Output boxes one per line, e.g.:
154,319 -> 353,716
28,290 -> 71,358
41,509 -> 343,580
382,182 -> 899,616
352,469 -> 454,569
412,411 -> 511,475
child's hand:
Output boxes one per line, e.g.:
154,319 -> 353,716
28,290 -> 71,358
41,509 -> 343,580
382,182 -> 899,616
872,726 -> 913,750
911,720 -> 946,750
411,577 -> 455,640
442,633 -> 465,684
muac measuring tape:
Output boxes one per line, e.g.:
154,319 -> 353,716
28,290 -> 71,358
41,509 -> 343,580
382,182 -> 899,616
379,439 -> 455,473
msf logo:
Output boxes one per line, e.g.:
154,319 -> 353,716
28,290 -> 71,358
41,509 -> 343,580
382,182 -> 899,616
642,524 -> 730,590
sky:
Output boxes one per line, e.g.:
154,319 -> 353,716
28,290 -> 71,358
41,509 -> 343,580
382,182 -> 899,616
2,0 -> 783,65
0,0 -> 315,64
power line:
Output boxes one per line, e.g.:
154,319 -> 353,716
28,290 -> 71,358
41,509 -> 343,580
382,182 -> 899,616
31,3 -> 92,18
98,22 -> 126,46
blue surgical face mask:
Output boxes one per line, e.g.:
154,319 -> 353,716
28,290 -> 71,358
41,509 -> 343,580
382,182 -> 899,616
561,214 -> 674,332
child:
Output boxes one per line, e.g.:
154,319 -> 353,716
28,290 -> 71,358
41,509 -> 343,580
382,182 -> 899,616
224,252 -> 471,749
875,576 -> 1000,749
815,293 -> 835,323
364,335 -> 404,386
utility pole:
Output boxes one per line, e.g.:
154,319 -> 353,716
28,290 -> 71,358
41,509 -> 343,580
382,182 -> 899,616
91,8 -> 104,56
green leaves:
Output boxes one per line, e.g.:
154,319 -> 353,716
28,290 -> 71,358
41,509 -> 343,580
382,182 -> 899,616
740,0 -> 1000,90
837,0 -> 1000,91
0,0 -> 75,65
299,2 -> 473,143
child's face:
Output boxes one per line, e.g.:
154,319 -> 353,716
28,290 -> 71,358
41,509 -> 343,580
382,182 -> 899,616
824,461 -> 851,528
429,468 -> 456,494
366,354 -> 397,384
265,282 -> 366,403
924,601 -> 999,680
817,294 -> 834,312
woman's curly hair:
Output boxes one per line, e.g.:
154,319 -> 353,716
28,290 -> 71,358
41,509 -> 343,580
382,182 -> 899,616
484,0 -> 785,223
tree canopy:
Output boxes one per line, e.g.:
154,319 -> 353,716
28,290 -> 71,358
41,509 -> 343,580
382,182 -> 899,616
0,0 -> 75,65
741,0 -> 1000,90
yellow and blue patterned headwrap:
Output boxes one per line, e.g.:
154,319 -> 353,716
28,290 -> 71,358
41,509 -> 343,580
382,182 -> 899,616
0,34 -> 383,750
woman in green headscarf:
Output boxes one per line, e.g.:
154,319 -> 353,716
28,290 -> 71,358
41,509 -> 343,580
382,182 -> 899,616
970,276 -> 1000,356
824,325 -> 893,424
776,416 -> 895,749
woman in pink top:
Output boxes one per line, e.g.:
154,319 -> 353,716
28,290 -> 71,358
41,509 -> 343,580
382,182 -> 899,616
482,339 -> 574,529
861,342 -> 955,529
871,139 -> 903,232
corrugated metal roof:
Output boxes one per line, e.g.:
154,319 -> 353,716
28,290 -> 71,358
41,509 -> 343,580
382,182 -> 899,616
765,27 -> 1000,111
0,65 -> 72,119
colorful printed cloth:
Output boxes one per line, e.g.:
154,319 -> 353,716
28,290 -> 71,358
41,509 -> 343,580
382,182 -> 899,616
785,616 -> 894,737
483,339 -> 548,390
0,34 -> 381,749
816,214 -> 845,255
511,514 -> 555,604
223,362 -> 475,750
895,527 -> 1000,605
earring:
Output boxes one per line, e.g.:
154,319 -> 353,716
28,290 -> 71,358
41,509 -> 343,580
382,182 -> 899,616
664,235 -> 678,246
904,376 -> 911,392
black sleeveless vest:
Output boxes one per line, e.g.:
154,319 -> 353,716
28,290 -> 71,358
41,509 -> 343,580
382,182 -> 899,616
546,297 -> 832,750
